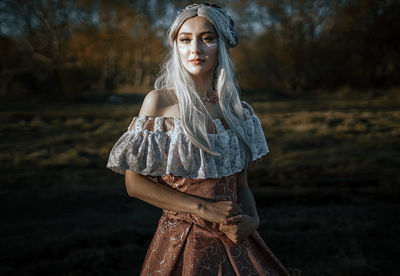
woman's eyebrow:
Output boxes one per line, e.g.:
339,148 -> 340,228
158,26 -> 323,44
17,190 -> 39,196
178,31 -> 216,36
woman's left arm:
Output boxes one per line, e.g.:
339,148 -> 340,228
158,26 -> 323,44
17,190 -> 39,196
236,169 -> 260,222
219,169 -> 261,243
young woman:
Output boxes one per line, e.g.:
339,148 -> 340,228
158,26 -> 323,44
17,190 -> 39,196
107,3 -> 293,275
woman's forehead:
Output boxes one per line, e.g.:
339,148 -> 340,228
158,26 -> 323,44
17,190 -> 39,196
178,16 -> 217,35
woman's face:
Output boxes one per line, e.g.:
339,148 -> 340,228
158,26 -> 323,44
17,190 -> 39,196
176,16 -> 218,77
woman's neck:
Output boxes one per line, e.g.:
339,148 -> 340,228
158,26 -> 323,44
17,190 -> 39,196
191,72 -> 215,97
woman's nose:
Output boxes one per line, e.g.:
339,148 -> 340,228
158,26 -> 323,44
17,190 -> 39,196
190,38 -> 202,53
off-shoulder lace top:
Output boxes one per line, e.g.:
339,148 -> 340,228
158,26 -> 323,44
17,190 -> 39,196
106,101 -> 269,179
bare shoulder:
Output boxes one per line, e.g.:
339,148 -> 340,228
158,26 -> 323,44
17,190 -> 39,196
138,89 -> 177,117
138,90 -> 161,117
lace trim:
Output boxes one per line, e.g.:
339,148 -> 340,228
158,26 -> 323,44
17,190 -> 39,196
106,101 -> 269,179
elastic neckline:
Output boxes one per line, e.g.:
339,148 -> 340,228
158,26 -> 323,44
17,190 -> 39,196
131,103 -> 253,135
137,115 -> 229,135
140,115 -> 224,123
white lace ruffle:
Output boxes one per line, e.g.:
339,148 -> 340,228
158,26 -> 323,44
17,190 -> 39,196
106,101 -> 269,179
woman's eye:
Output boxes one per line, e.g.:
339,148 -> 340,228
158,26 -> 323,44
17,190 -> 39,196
203,37 -> 214,42
180,38 -> 190,43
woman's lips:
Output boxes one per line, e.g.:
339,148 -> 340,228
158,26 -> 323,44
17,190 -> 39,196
189,58 -> 205,65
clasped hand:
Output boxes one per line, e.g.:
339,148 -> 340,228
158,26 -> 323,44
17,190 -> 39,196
198,200 -> 259,244
219,213 -> 259,244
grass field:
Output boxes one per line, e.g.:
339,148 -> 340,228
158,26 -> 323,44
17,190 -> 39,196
0,93 -> 399,275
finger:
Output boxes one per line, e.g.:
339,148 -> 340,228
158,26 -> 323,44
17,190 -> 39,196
219,223 -> 228,231
228,203 -> 242,217
233,203 -> 243,215
219,224 -> 235,234
225,214 -> 245,224
225,234 -> 238,244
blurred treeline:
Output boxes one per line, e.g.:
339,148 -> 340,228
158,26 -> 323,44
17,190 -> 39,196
1,0 -> 399,100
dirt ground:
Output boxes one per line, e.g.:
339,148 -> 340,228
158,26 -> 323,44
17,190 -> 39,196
1,94 -> 399,275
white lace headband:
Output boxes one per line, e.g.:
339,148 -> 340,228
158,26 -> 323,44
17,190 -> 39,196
175,3 -> 239,48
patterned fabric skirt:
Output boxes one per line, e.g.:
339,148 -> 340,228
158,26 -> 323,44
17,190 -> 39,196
139,174 -> 292,276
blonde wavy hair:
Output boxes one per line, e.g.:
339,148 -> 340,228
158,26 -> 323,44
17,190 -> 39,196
154,4 -> 252,162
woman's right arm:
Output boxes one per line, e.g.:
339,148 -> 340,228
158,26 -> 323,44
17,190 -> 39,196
125,171 -> 242,224
124,90 -> 242,224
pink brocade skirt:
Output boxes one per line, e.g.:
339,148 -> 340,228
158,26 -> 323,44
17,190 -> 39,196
139,174 -> 290,276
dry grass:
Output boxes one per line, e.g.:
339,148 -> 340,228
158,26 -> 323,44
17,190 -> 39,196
0,95 -> 399,275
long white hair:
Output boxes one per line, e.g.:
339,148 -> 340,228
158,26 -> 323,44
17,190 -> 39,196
154,4 -> 252,162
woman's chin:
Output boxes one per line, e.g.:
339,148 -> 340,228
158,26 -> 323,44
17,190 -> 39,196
187,68 -> 213,77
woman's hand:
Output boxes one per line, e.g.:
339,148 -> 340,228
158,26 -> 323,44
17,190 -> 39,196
218,214 -> 260,244
197,200 -> 243,224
